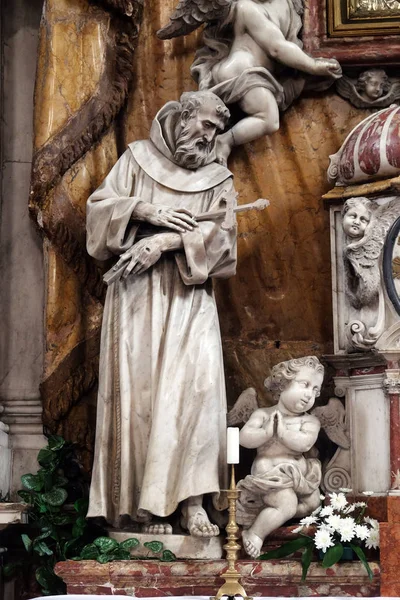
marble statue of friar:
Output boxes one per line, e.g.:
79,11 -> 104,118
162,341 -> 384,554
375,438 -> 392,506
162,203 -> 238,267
86,91 -> 237,537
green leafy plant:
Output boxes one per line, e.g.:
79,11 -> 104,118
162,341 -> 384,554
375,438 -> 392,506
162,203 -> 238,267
77,537 -> 176,563
259,490 -> 379,581
3,435 -> 176,595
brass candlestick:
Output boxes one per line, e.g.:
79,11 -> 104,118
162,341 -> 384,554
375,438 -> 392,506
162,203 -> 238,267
211,465 -> 252,600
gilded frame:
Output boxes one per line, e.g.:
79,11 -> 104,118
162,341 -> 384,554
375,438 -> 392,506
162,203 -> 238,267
329,0 -> 400,37
303,0 -> 400,65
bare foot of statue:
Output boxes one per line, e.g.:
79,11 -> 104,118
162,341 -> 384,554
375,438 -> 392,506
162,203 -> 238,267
142,523 -> 173,535
215,133 -> 233,167
242,529 -> 263,558
181,505 -> 220,538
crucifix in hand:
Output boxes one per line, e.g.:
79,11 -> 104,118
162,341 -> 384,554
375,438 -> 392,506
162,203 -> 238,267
104,190 -> 269,285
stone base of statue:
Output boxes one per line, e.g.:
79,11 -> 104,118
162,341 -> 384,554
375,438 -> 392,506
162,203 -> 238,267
55,558 -> 379,597
110,531 -> 224,560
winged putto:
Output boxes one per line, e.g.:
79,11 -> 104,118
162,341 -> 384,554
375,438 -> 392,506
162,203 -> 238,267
158,0 -> 342,165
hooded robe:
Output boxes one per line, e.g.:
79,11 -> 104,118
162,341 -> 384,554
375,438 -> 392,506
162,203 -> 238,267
86,102 -> 237,526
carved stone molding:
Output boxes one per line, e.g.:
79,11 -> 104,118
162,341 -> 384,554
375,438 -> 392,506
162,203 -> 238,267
383,371 -> 400,396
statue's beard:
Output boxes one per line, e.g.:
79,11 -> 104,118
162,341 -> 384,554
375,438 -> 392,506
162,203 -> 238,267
174,128 -> 213,170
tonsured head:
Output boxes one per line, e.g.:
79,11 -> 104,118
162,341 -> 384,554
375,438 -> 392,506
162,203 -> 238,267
174,91 -> 230,169
264,356 -> 324,415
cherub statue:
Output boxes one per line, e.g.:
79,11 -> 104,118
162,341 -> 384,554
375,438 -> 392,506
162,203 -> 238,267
342,196 -> 400,309
236,356 -> 324,558
158,0 -> 342,164
336,68 -> 400,109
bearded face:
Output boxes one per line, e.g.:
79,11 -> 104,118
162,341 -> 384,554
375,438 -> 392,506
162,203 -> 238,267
174,124 -> 213,170
173,103 -> 227,170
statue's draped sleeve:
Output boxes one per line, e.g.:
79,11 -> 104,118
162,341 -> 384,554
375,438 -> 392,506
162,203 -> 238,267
86,149 -> 141,260
176,178 -> 237,285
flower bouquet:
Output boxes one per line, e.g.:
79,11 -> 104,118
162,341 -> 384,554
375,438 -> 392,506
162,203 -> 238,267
259,490 -> 379,581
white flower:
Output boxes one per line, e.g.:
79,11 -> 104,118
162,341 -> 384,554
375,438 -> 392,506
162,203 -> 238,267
314,528 -> 334,553
362,491 -> 374,496
320,505 -> 334,517
337,517 -> 356,543
329,492 -> 348,510
325,514 -> 343,531
292,525 -> 304,534
299,515 -> 318,526
354,525 -> 370,541
312,506 -> 322,516
364,516 -> 379,529
320,494 -> 326,501
339,487 -> 353,493
365,527 -> 380,549
353,502 -> 367,508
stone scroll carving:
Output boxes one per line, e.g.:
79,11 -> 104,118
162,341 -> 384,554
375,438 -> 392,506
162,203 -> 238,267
342,196 -> 400,351
312,397 -> 351,493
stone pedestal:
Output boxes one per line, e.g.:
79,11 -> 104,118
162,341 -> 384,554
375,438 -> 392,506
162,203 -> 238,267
55,559 -> 380,597
324,353 -> 390,494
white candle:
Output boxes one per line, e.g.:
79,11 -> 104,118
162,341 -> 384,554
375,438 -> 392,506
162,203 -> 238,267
227,427 -> 240,464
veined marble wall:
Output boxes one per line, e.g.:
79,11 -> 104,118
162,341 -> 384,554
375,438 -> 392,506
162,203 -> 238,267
0,0 -> 46,496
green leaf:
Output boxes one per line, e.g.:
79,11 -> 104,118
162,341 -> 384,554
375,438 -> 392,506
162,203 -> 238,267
21,534 -> 32,552
21,473 -> 44,492
97,553 -> 114,564
53,475 -> 68,487
37,448 -> 57,468
74,497 -> 89,516
322,543 -> 344,568
35,566 -> 66,595
350,543 -> 374,580
301,545 -> 313,581
120,538 -> 140,551
108,549 -> 131,561
259,536 -> 313,560
72,515 -> 87,538
93,537 -> 119,553
51,513 -> 75,526
41,487 -> 68,507
2,561 -> 24,578
17,490 -> 33,503
144,541 -> 164,554
160,549 -> 177,562
80,543 -> 100,560
33,540 -> 54,557
47,435 -> 66,451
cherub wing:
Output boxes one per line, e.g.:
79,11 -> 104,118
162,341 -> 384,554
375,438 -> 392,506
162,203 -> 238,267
157,0 -> 232,40
347,200 -> 400,271
335,76 -> 367,109
227,387 -> 259,427
383,81 -> 400,104
312,397 -> 350,449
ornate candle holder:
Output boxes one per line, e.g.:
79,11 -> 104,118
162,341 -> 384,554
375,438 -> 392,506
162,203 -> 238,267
211,465 -> 252,600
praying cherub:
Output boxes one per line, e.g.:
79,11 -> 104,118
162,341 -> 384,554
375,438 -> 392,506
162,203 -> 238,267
158,0 -> 342,164
236,356 -> 324,559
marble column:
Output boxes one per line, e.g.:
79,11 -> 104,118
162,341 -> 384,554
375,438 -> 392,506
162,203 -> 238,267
0,0 -> 46,496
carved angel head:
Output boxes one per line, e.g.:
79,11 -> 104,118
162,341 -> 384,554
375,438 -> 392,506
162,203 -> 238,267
342,197 -> 377,241
356,69 -> 390,102
264,356 -> 324,404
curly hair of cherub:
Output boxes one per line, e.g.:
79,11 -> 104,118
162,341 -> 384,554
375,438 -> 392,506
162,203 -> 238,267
341,196 -> 377,218
264,356 -> 324,401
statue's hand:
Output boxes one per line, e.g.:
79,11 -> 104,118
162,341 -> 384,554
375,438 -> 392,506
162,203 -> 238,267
116,237 -> 164,278
313,58 -> 342,80
134,202 -> 198,232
